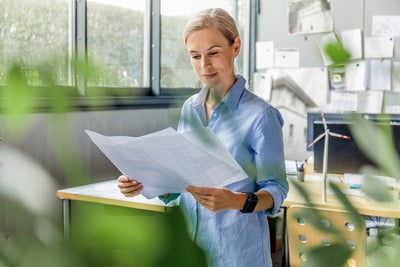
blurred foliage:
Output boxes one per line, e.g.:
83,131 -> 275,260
0,195 -> 206,267
68,205 -> 206,267
0,49 -> 206,267
324,42 -> 351,65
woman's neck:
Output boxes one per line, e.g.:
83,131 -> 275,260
206,88 -> 224,108
206,75 -> 237,107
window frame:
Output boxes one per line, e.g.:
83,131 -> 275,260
0,0 -> 257,111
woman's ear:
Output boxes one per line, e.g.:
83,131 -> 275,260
232,37 -> 241,56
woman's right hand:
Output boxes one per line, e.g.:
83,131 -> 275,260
117,175 -> 144,197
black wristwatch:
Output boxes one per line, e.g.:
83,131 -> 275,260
240,192 -> 258,213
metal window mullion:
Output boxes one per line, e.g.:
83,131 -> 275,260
150,0 -> 161,96
68,0 -> 76,87
76,0 -> 87,95
247,0 -> 258,89
143,0 -> 152,88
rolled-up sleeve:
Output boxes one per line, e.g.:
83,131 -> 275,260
252,106 -> 288,215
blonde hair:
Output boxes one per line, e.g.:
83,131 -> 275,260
183,8 -> 239,45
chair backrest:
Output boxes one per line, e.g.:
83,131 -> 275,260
287,205 -> 366,267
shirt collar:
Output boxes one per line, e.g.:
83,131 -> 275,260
222,75 -> 246,111
195,75 -> 246,111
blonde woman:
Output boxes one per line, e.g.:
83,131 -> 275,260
118,8 -> 288,267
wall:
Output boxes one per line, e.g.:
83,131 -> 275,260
0,108 -> 181,187
258,0 -> 400,66
257,0 -> 400,160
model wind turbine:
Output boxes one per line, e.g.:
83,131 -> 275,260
308,112 -> 351,202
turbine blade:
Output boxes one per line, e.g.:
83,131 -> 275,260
321,112 -> 328,131
329,132 -> 351,139
307,132 -> 326,148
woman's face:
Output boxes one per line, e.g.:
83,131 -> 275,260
186,28 -> 240,91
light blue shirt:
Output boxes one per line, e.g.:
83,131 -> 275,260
177,75 -> 288,267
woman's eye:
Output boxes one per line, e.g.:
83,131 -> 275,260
209,51 -> 219,56
191,55 -> 200,60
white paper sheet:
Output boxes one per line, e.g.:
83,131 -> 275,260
274,48 -> 300,67
372,15 -> 400,37
357,91 -> 384,114
366,59 -> 391,90
392,61 -> 400,92
328,91 -> 358,112
85,128 -> 248,199
288,0 -> 333,35
341,29 -> 363,60
252,72 -> 272,101
345,61 -> 366,91
364,36 -> 394,58
256,41 -> 274,70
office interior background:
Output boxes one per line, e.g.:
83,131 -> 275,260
1,0 -> 400,266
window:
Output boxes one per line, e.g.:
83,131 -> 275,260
0,0 -> 70,85
289,123 -> 294,144
0,0 -> 253,103
87,0 -> 147,87
160,0 -> 242,89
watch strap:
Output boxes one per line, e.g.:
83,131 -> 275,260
240,192 -> 258,213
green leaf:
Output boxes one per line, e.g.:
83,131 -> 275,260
347,114 -> 400,178
306,244 -> 353,267
360,166 -> 395,202
324,43 -> 351,64
329,182 -> 365,229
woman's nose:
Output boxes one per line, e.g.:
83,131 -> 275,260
201,57 -> 211,69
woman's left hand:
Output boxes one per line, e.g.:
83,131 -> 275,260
186,185 -> 246,212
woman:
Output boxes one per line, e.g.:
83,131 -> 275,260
118,8 -> 288,267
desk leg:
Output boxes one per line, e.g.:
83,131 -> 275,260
282,207 -> 289,267
62,199 -> 70,239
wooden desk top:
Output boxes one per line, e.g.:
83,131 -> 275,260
283,174 -> 400,218
56,180 -> 179,212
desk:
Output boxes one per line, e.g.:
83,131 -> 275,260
281,174 -> 400,266
56,179 -> 179,238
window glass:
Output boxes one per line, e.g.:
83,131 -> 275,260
0,0 -> 70,85
87,0 -> 146,87
160,0 -> 239,89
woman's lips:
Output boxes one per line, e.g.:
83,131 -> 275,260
202,73 -> 217,79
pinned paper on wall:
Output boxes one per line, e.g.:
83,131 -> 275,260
366,60 -> 391,91
341,29 -> 363,59
392,61 -> 400,92
384,91 -> 400,114
265,67 -> 328,107
329,91 -> 358,112
288,0 -> 333,35
372,15 -> 400,37
364,36 -> 394,58
345,61 -> 367,91
252,72 -> 272,101
256,41 -> 274,70
274,48 -> 300,67
357,91 -> 384,114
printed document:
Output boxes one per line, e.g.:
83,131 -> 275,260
85,128 -> 248,199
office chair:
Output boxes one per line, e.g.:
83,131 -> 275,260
287,205 -> 366,267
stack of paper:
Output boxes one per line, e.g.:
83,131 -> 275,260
85,128 -> 248,199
